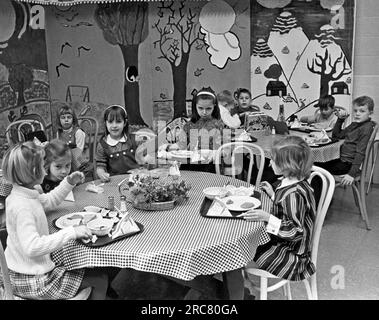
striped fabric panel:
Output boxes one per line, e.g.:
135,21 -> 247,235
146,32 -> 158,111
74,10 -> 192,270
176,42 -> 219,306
49,171 -> 271,281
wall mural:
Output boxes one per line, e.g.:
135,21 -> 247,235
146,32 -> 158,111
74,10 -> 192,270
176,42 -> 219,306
0,0 -> 50,153
250,0 -> 355,120
0,0 -> 355,156
150,0 -> 250,131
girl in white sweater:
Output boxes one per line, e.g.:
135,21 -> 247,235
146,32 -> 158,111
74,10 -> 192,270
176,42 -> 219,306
1,141 -> 108,299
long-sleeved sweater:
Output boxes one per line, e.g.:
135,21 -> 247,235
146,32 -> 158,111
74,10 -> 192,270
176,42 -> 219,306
5,178 -> 76,275
332,118 -> 375,177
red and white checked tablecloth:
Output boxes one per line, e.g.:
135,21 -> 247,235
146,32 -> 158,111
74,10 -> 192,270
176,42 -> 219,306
48,171 -> 271,281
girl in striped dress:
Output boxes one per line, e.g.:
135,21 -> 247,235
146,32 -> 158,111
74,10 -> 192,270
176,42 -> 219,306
240,135 -> 316,281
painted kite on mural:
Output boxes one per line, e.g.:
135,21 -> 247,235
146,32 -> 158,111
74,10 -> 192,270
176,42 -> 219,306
199,0 -> 241,69
250,0 -> 354,120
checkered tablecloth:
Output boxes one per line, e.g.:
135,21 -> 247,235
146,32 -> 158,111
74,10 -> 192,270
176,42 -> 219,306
49,172 -> 271,281
0,178 -> 12,197
250,131 -> 343,163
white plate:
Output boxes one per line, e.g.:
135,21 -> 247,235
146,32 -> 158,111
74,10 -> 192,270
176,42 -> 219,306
220,196 -> 261,212
55,212 -> 101,229
83,206 -> 102,213
170,150 -> 193,158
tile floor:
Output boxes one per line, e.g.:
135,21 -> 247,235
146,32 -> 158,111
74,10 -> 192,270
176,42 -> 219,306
113,184 -> 379,300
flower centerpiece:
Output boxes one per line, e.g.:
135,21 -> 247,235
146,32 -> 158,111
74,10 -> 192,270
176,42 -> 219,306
125,174 -> 191,211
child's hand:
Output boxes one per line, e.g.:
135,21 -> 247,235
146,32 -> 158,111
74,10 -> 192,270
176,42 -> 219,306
98,171 -> 111,183
238,209 -> 270,222
74,225 -> 92,240
67,171 -> 85,186
340,174 -> 354,186
259,181 -> 274,198
335,109 -> 349,120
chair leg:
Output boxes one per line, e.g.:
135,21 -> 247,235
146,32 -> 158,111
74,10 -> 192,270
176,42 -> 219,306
285,282 -> 292,300
352,186 -> 360,208
367,145 -> 378,194
282,284 -> 287,297
359,181 -> 371,230
303,279 -> 313,300
260,277 -> 268,300
352,183 -> 371,230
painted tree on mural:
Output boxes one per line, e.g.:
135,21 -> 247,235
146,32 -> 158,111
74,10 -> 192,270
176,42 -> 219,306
307,48 -> 351,98
8,64 -> 33,107
95,3 -> 148,126
153,1 -> 205,119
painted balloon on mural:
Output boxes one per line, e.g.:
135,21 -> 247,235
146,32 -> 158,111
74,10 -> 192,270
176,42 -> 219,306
256,0 -> 292,9
199,0 -> 241,69
320,0 -> 345,10
0,0 -> 16,53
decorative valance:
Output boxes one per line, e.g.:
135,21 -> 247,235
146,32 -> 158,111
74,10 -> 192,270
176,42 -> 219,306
14,0 -> 202,6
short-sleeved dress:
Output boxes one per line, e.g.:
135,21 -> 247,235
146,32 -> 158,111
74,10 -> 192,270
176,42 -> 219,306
95,134 -> 139,175
254,180 -> 316,281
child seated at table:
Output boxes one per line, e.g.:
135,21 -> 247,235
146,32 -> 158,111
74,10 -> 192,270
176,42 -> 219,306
230,88 -> 260,126
56,104 -> 88,172
240,135 -> 316,281
217,90 -> 241,129
0,141 -> 110,299
37,139 -> 74,193
314,95 -> 375,186
167,87 -> 224,152
299,95 -> 338,130
96,105 -> 141,182
163,87 -> 224,172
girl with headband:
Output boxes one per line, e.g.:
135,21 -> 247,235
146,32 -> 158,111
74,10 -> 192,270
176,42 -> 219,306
95,105 -> 140,182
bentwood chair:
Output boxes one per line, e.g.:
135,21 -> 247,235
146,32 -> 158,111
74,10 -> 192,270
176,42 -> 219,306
244,166 -> 335,300
0,228 -> 92,300
214,142 -> 265,186
5,119 -> 46,146
366,137 -> 379,194
334,122 -> 378,230
161,117 -> 189,144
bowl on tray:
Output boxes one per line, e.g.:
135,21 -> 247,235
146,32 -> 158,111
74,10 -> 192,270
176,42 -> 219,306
203,187 -> 229,200
87,218 -> 114,237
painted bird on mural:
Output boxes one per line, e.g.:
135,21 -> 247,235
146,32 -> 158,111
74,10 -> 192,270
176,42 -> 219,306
194,68 -> 204,77
61,42 -> 72,54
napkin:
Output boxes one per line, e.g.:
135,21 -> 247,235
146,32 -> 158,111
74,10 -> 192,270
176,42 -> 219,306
64,190 -> 75,202
224,185 -> 255,196
207,199 -> 233,217
85,182 -> 104,194
235,130 -> 252,141
111,214 -> 140,239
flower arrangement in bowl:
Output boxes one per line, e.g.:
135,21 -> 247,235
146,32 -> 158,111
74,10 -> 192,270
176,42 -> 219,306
124,174 -> 191,211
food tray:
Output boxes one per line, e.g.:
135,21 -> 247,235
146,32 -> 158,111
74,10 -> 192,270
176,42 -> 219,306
82,221 -> 144,247
200,191 -> 261,219
52,217 -> 144,247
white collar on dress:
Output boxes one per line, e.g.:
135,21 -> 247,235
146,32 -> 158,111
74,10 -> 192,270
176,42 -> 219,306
106,134 -> 127,146
277,177 -> 301,190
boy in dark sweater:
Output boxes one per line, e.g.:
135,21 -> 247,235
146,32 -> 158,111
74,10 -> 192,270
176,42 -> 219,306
315,95 -> 375,186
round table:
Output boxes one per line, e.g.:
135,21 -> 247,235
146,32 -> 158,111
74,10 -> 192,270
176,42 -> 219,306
49,171 -> 271,285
